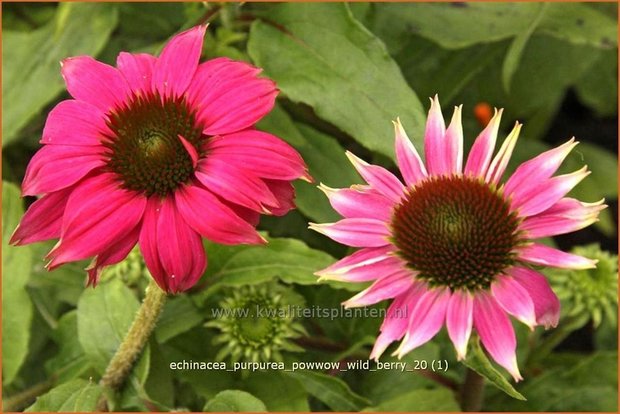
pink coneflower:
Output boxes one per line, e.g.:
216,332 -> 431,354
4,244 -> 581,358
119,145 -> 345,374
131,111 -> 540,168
11,26 -> 309,293
310,96 -> 605,381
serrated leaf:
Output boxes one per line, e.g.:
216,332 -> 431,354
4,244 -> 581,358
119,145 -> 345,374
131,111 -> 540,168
248,3 -> 425,161
204,390 -> 267,412
24,379 -> 102,412
2,181 -> 34,384
462,337 -> 526,401
284,370 -> 370,411
2,3 -> 118,146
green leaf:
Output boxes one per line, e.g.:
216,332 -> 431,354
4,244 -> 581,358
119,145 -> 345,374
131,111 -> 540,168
283,370 -> 370,411
258,106 -> 361,223
24,379 -> 102,412
538,3 -> 617,48
462,337 -> 526,400
370,3 -> 540,50
155,295 -> 204,344
575,49 -> 618,117
77,278 -> 140,373
248,3 -> 426,160
45,311 -> 92,383
204,390 -> 267,412
2,181 -> 34,384
502,3 -> 548,92
243,371 -> 309,411
2,3 -> 118,146
363,388 -> 460,412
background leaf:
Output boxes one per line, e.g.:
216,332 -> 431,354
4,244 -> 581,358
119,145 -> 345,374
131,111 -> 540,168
24,379 -> 102,412
203,390 -> 267,412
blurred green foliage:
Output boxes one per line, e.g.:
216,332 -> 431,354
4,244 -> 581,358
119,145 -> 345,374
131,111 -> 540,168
2,2 -> 617,412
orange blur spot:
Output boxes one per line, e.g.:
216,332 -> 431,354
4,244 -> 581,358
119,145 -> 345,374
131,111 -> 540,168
474,102 -> 493,127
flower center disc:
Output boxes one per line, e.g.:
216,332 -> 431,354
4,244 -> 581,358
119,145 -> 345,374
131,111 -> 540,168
103,92 -> 203,196
391,175 -> 521,291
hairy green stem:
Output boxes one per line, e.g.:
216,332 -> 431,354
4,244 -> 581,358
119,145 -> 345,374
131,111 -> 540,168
3,378 -> 55,412
460,368 -> 485,412
97,280 -> 167,410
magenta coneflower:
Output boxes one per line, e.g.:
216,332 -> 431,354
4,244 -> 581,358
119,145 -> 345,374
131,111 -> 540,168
11,26 -> 310,293
310,96 -> 605,380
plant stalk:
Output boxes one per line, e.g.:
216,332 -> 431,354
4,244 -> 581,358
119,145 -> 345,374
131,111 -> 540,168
460,368 -> 485,412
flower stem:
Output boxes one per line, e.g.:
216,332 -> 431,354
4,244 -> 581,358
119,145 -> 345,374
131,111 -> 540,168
3,378 -> 55,412
460,368 -> 485,412
97,280 -> 167,410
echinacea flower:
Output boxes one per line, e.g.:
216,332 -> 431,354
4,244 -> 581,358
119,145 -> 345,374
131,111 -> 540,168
310,96 -> 605,381
10,25 -> 310,293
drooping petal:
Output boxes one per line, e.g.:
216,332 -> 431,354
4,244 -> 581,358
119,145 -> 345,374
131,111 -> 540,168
116,52 -> 156,94
345,151 -> 404,202
318,256 -> 404,283
41,100 -> 111,146
444,105 -> 464,174
152,25 -> 206,97
464,108 -> 503,178
319,184 -> 393,222
491,275 -> 537,329
22,145 -> 105,196
315,246 -> 395,277
155,196 -> 207,293
342,270 -> 414,308
46,174 -> 146,268
85,225 -> 140,286
511,167 -> 590,217
61,56 -> 131,112
393,118 -> 427,186
370,284 -> 424,360
485,121 -> 521,184
520,204 -> 603,239
424,95 -> 447,175
139,197 -> 168,290
309,218 -> 390,248
207,131 -> 310,182
394,286 -> 450,357
187,58 -> 278,135
196,157 -> 279,213
10,187 -> 73,245
503,138 -> 578,198
446,290 -> 473,360
507,266 -> 560,329
516,243 -> 597,269
175,183 -> 265,245
263,179 -> 296,216
473,292 -> 522,381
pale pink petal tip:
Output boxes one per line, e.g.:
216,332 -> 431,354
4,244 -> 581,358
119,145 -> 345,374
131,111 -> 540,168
344,151 -> 404,202
393,118 -> 427,186
517,242 -> 598,269
445,105 -> 464,174
486,121 -> 521,184
492,276 -> 537,330
464,108 -> 503,177
446,290 -> 473,360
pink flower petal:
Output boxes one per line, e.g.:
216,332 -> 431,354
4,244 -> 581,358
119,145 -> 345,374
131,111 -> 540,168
393,118 -> 427,186
503,138 -> 578,198
464,108 -> 503,178
446,290 -> 473,360
263,179 -> 296,216
516,243 -> 597,269
342,270 -> 414,308
61,56 -> 131,112
196,157 -> 279,213
507,266 -> 560,329
116,52 -> 156,94
394,286 -> 450,357
473,292 -> 522,382
152,25 -> 206,97
444,105 -> 464,174
319,256 -> 404,283
178,135 -> 198,168
22,145 -> 106,196
155,196 -> 207,293
85,225 -> 140,286
424,95 -> 447,175
41,100 -> 111,146
139,197 -> 168,290
175,183 -> 265,245
520,199 -> 604,239
370,284 -> 424,360
491,275 -> 536,329
46,174 -> 146,268
485,122 -> 521,185
207,131 -> 309,182
319,184 -> 393,222
187,58 -> 278,135
309,218 -> 390,248
511,167 -> 590,217
315,245 -> 395,276
345,151 -> 405,203
10,186 -> 73,245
